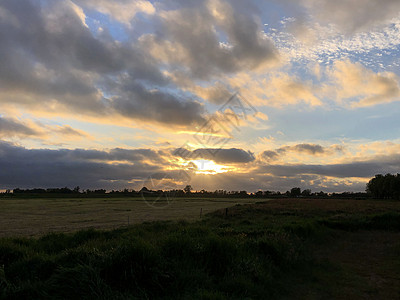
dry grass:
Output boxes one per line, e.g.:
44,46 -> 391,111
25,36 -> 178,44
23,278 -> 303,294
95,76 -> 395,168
252,198 -> 400,214
0,197 -> 257,236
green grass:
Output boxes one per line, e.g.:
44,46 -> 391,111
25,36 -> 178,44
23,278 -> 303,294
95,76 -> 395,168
1,198 -> 400,299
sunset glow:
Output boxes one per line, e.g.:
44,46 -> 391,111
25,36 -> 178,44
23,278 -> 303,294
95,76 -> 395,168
191,159 -> 233,175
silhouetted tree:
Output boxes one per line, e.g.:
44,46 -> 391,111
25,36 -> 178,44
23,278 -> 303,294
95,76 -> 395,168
255,191 -> 263,197
367,173 -> 400,200
184,185 -> 192,194
290,187 -> 301,197
94,189 -> 106,194
140,187 -> 149,193
239,190 -> 248,196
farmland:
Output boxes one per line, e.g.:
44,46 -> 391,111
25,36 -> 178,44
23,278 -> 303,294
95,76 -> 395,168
0,196 -> 257,237
1,198 -> 400,299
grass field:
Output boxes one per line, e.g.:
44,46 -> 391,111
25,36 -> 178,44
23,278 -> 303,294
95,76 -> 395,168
0,197 -> 257,236
210,199 -> 400,299
1,198 -> 400,299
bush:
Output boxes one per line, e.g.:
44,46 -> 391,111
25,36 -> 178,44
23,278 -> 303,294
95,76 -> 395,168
320,212 -> 400,231
100,239 -> 169,297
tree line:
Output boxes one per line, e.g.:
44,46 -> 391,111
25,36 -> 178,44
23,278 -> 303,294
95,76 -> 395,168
2,173 -> 399,200
1,185 -> 368,199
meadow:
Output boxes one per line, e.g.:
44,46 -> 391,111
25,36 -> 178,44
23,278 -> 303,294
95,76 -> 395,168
1,198 -> 400,299
0,197 -> 257,237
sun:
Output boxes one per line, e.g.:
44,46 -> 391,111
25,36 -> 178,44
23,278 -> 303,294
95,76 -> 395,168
191,159 -> 232,175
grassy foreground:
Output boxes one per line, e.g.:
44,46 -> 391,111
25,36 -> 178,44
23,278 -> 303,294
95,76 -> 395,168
1,199 -> 400,299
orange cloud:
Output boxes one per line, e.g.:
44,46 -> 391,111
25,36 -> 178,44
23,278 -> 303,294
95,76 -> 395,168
327,60 -> 400,107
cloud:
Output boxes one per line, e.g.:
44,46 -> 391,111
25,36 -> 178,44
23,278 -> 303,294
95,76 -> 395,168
141,0 -> 278,80
0,0 -> 207,128
0,115 -> 93,144
261,143 -> 343,162
0,0 -> 116,112
269,9 -> 400,66
53,125 -> 88,138
0,141 -> 396,192
110,81 -> 206,127
0,117 -> 41,138
174,147 -> 255,164
227,72 -> 321,107
328,60 -> 400,107
257,154 -> 400,179
65,147 -> 168,165
194,148 -> 255,164
68,0 -> 88,28
189,171 -> 367,193
74,0 -> 155,25
261,150 -> 280,162
266,73 -> 322,106
274,143 -> 327,156
0,141 -> 171,189
302,0 -> 400,34
166,71 -> 233,105
289,143 -> 324,154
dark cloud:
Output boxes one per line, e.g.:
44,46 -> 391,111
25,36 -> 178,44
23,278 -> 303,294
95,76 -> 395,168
0,0 -> 141,74
0,0 -> 205,127
174,148 -> 255,164
142,0 -> 278,79
0,0 -> 280,128
0,142 -> 173,190
0,0 -> 281,128
258,142 -> 399,183
1,141 -> 395,192
0,116 -> 40,137
0,0 -> 108,108
111,81 -> 206,127
261,143 -> 330,161
59,147 -> 168,165
261,150 -> 279,162
256,155 -> 400,179
291,143 -> 325,154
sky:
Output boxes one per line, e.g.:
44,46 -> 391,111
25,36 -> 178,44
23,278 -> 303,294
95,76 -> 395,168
1,0 -> 400,193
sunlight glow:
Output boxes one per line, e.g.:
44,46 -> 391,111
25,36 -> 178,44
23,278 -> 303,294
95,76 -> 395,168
191,159 -> 233,175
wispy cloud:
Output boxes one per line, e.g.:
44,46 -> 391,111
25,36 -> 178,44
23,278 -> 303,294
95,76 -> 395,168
0,116 -> 41,138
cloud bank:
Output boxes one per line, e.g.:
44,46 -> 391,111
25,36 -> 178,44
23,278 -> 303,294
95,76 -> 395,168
1,141 -> 398,192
